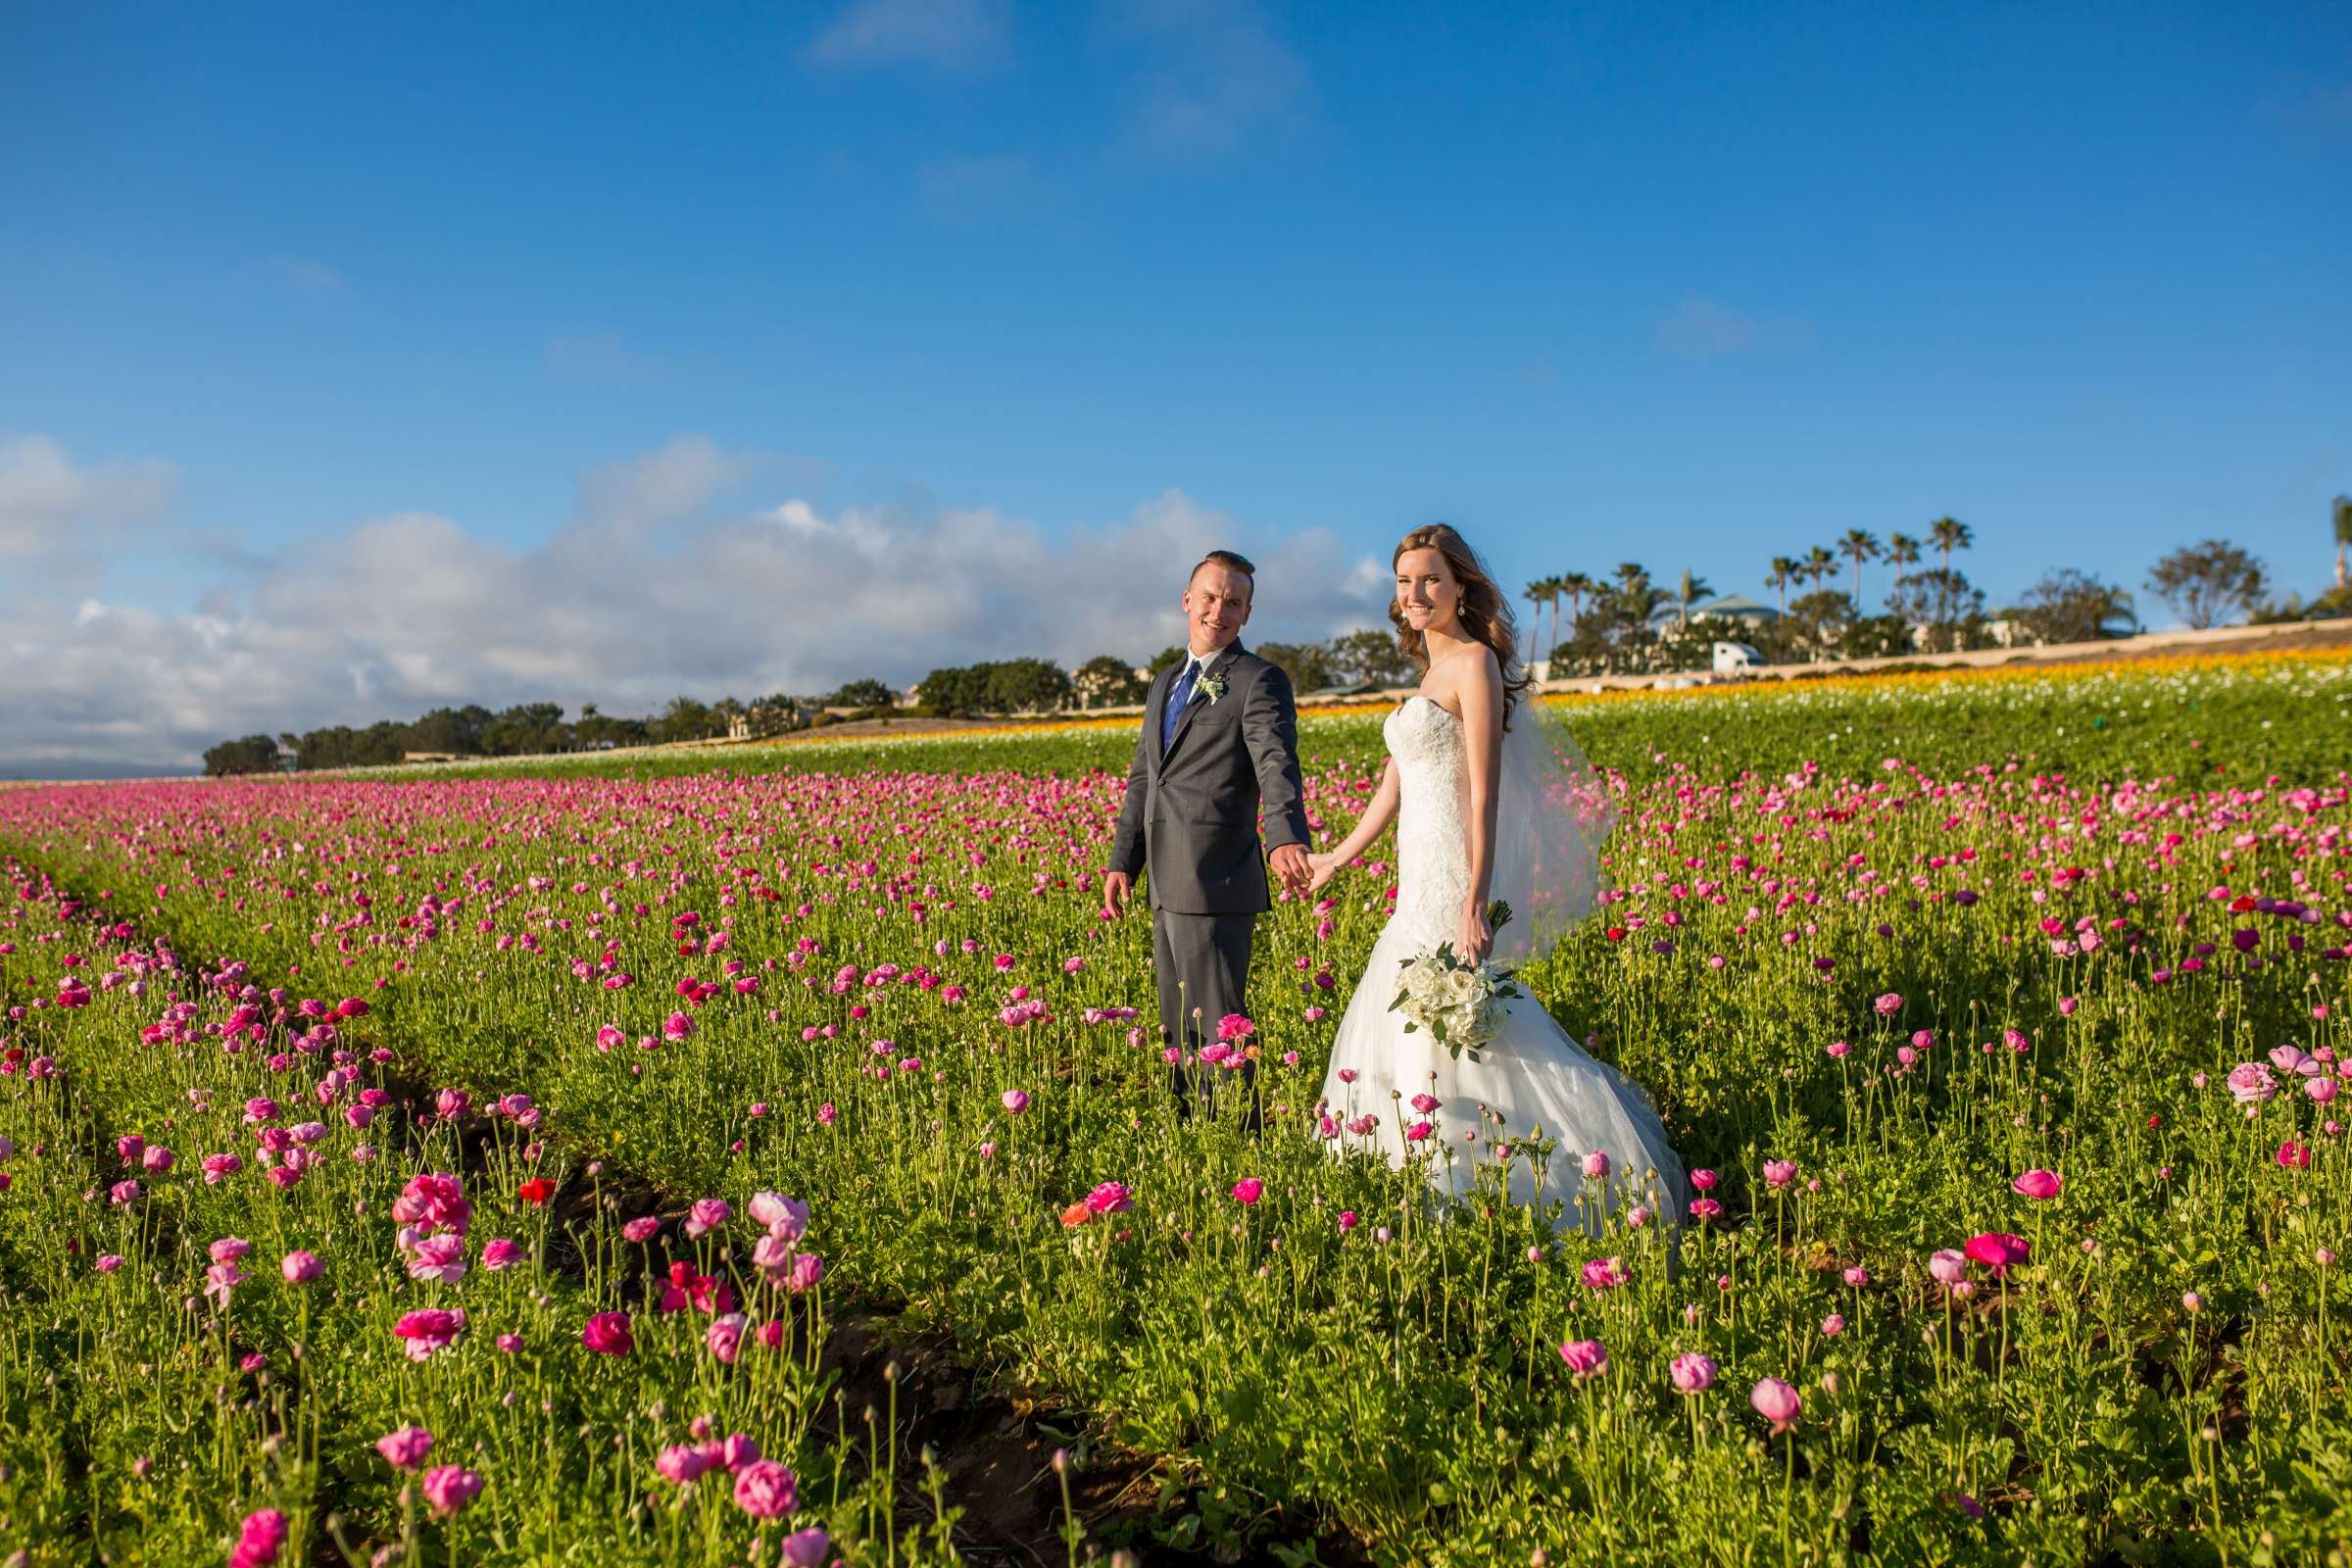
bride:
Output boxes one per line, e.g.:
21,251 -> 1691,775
1308,524 -> 1684,1235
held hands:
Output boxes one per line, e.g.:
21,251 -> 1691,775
1268,843 -> 1313,900
1456,900 -> 1494,966
1305,851 -> 1344,894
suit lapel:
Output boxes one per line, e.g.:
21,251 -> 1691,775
1146,662 -> 1177,777
1161,644 -> 1238,764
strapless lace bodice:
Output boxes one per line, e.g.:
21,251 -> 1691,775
1383,696 -> 1471,947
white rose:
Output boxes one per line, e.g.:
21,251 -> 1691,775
1439,966 -> 1481,1006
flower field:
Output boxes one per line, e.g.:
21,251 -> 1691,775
2,651 -> 2349,1566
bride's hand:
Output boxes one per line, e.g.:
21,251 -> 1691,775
1456,902 -> 1493,966
1306,851 -> 1344,894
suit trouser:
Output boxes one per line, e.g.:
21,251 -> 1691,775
1152,906 -> 1257,1117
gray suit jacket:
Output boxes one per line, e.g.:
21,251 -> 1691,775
1107,643 -> 1312,914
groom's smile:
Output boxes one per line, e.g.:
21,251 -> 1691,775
1183,560 -> 1253,658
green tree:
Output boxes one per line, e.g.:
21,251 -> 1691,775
1255,641 -> 1341,693
1072,655 -> 1147,710
1674,567 -> 1713,632
823,678 -> 897,710
1928,517 -> 1974,627
1144,646 -> 1188,679
2010,569 -> 2137,645
1766,557 -> 1798,614
654,696 -> 718,744
1327,627 -> 1415,689
2146,539 -> 2270,630
983,658 -> 1073,713
1557,571 -> 1596,649
1886,567 -> 1986,653
1838,529 -> 1881,611
1886,532 -> 1922,592
202,734 -> 282,776
1802,545 -> 1838,595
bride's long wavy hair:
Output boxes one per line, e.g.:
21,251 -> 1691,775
1388,523 -> 1534,727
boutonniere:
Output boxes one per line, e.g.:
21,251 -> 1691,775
1196,667 -> 1228,706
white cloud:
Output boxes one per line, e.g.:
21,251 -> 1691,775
1102,0 -> 1312,162
0,438 -> 1384,777
0,435 -> 174,589
808,0 -> 1009,71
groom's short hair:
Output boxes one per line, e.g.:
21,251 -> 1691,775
1190,550 -> 1256,599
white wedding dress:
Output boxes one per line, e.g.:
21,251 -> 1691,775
1314,696 -> 1685,1234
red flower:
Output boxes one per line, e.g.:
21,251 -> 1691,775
518,1178 -> 556,1206
2230,894 -> 2257,912
1604,927 -> 1629,943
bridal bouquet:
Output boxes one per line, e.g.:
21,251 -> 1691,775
1390,901 -> 1520,1062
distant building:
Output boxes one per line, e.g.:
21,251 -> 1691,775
1650,594 -> 1785,633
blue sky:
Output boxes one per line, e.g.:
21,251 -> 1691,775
4,0 -> 2348,773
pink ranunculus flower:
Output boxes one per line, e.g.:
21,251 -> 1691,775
420,1464 -> 484,1517
784,1252 -> 826,1294
684,1198 -> 732,1238
280,1250 -> 324,1284
1964,1232 -> 2031,1278
1231,1178 -> 1263,1206
1084,1181 -> 1134,1215
393,1308 -> 466,1361
658,1445 -> 712,1485
706,1312 -> 748,1364
580,1311 -> 634,1355
1928,1249 -> 1969,1287
407,1233 -> 467,1286
1557,1339 -> 1608,1380
375,1426 -> 434,1469
2013,1169 -> 2062,1200
228,1508 -> 287,1568
1001,1089 -> 1030,1114
1751,1376 -> 1802,1434
481,1237 -> 524,1271
1669,1352 -> 1717,1394
750,1192 -> 810,1240
211,1238 -> 254,1264
1762,1159 -> 1796,1188
1580,1149 -> 1610,1180
1580,1256 -> 1628,1292
1873,993 -> 1904,1016
733,1458 -> 798,1519
2228,1062 -> 2278,1103
780,1527 -> 832,1568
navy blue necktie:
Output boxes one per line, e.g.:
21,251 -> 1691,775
1161,659 -> 1200,753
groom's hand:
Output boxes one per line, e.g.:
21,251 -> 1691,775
1102,871 -> 1134,918
1268,844 -> 1311,899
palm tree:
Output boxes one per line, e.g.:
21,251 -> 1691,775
1560,571 -> 1594,639
1675,567 -> 1713,632
1524,578 -> 1549,662
1886,531 -> 1922,593
1929,516 -> 1974,625
1804,545 -> 1838,595
1767,556 -> 1798,614
1838,529 -> 1881,612
2333,495 -> 2351,590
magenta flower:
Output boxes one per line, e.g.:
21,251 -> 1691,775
1842,1265 -> 1870,1288
620,1215 -> 662,1244
2012,1169 -> 2061,1200
1750,1376 -> 1802,1435
658,1445 -> 712,1485
1964,1232 -> 2031,1278
227,1508 -> 288,1568
280,1250 -> 324,1284
2271,1045 -> 2321,1077
420,1464 -> 484,1517
1873,993 -> 1904,1016
210,1238 -> 254,1264
393,1308 -> 466,1361
204,1262 -> 247,1301
780,1528 -> 832,1568
1000,1090 -> 1030,1114
376,1427 -> 435,1469
1084,1182 -> 1134,1216
684,1198 -> 733,1238
1669,1352 -> 1717,1394
1215,1012 -> 1255,1043
1690,1168 -> 1718,1191
1580,1149 -> 1611,1180
1231,1178 -> 1263,1206
407,1233 -> 468,1286
1580,1256 -> 1628,1292
1928,1250 -> 1969,1287
580,1311 -> 634,1355
1762,1159 -> 1796,1188
1689,1198 -> 1722,1221
1557,1339 -> 1608,1380
481,1238 -> 523,1271
733,1458 -> 799,1519
784,1252 -> 826,1294
706,1312 -> 748,1364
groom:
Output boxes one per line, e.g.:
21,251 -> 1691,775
1104,550 -> 1313,1115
